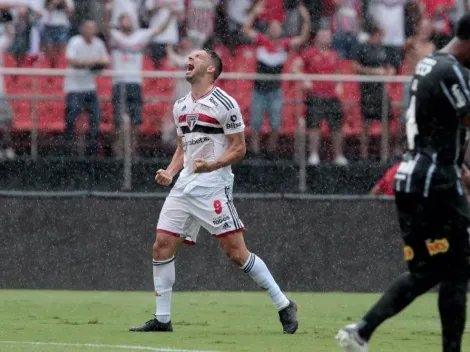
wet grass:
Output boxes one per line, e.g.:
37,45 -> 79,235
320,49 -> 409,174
0,290 -> 468,351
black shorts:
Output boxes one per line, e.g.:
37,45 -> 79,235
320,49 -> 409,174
112,83 -> 143,126
395,190 -> 470,278
305,95 -> 343,131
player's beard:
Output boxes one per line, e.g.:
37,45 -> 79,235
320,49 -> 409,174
185,69 -> 204,84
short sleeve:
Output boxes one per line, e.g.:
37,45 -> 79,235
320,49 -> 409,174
173,103 -> 183,136
441,64 -> 470,118
222,101 -> 245,135
65,38 -> 78,59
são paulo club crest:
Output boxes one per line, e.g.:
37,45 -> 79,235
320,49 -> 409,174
186,114 -> 199,131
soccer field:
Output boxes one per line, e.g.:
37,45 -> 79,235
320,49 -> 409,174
1,290 -> 467,352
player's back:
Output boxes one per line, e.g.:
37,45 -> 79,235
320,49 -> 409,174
397,52 -> 470,195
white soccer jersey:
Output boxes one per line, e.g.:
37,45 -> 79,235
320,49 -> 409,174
172,86 -> 245,190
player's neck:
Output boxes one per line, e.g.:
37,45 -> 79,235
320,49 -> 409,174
191,82 -> 215,101
440,38 -> 466,63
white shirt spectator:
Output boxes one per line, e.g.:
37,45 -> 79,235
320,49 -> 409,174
227,0 -> 253,26
111,0 -> 141,29
44,0 -> 74,27
110,28 -> 154,85
146,0 -> 184,44
64,35 -> 109,93
368,0 -> 406,47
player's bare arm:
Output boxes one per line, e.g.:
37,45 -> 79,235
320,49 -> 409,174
193,132 -> 246,173
155,136 -> 184,186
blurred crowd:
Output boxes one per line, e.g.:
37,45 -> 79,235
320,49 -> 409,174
0,0 -> 468,162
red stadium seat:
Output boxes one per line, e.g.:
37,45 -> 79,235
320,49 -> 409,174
37,100 -> 65,133
11,101 -> 32,131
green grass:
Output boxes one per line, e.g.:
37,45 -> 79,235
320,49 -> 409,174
0,290 -> 468,352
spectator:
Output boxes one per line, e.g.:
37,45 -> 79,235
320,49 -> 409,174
110,12 -> 174,158
0,22 -> 15,160
369,162 -> 400,195
402,18 -> 434,119
293,29 -> 348,166
331,0 -> 361,59
421,0 -> 455,49
43,0 -> 74,68
8,4 -> 40,68
162,36 -> 195,146
224,0 -> 254,47
63,19 -> 109,156
243,0 -> 308,159
368,0 -> 407,71
353,24 -> 395,160
146,0 -> 185,68
185,0 -> 218,48
106,0 -> 141,30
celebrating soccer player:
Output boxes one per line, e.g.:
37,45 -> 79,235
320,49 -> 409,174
129,48 -> 298,334
337,14 -> 470,352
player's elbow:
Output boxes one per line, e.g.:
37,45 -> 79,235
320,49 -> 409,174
236,144 -> 246,160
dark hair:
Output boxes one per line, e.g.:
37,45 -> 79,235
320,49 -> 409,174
80,18 -> 95,27
203,48 -> 223,81
456,14 -> 470,40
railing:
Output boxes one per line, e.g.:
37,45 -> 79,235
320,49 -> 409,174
1,68 -> 412,192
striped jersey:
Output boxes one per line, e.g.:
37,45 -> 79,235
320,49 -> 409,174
172,86 -> 245,189
395,53 -> 470,196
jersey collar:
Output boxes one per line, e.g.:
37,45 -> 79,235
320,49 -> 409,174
191,86 -> 216,102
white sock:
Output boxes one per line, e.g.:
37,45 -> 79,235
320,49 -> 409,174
153,257 -> 175,323
241,253 -> 290,310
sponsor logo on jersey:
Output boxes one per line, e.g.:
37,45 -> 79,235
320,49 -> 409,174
177,97 -> 186,104
182,137 -> 209,147
222,222 -> 231,230
213,215 -> 230,225
452,84 -> 466,108
426,238 -> 449,256
209,97 -> 218,107
403,246 -> 414,261
226,121 -> 243,129
186,114 -> 199,131
181,105 -> 186,111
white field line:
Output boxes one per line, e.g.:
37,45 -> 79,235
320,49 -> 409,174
0,341 -> 220,352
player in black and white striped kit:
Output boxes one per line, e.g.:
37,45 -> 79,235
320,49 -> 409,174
337,14 -> 470,352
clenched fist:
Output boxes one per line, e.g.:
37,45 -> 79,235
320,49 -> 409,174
155,169 -> 173,186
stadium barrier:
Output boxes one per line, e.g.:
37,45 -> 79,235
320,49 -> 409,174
2,68 -> 411,192
0,191 -> 407,292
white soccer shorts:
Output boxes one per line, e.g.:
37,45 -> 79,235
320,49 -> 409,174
157,185 -> 245,245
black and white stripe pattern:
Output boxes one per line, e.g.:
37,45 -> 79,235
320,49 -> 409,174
153,257 -> 176,266
242,253 -> 256,273
225,186 -> 242,229
212,89 -> 235,111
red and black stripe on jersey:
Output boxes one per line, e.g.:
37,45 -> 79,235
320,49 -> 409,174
178,113 -> 224,135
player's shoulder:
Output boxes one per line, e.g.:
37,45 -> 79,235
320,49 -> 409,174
173,92 -> 190,111
67,35 -> 82,46
208,87 -> 239,112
